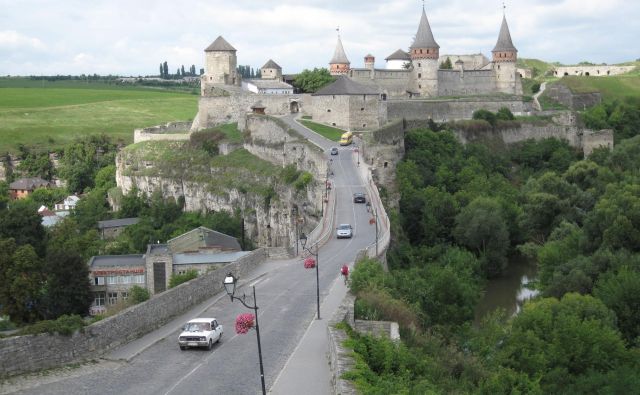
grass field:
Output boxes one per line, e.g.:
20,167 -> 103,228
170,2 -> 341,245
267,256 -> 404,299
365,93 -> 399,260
0,79 -> 198,153
558,75 -> 640,101
298,119 -> 346,141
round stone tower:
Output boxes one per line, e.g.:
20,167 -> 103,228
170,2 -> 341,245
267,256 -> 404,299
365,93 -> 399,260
492,15 -> 521,94
364,54 -> 375,70
203,36 -> 239,88
409,7 -> 439,97
329,33 -> 351,76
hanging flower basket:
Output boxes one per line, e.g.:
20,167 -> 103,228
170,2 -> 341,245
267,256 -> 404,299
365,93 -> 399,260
304,257 -> 316,269
235,313 -> 255,334
369,218 -> 376,225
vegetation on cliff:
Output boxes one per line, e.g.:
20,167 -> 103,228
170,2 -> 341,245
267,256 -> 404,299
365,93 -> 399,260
345,126 -> 640,393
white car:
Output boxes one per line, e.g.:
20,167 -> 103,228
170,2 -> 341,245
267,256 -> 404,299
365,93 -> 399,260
178,318 -> 223,350
336,224 -> 353,239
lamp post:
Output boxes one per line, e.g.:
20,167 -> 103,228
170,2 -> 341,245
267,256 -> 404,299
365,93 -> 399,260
292,206 -> 299,256
299,233 -> 320,320
223,273 -> 266,395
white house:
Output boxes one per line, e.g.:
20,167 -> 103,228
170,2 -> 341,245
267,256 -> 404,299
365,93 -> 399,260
241,79 -> 294,95
54,195 -> 80,211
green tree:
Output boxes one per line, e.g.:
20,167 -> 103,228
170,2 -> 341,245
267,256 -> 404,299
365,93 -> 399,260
499,293 -> 630,393
94,165 -> 116,190
163,61 -> 168,79
58,135 -> 116,193
440,57 -> 453,69
41,248 -> 92,319
0,199 -> 46,255
292,68 -> 335,93
169,269 -> 198,288
129,285 -> 150,304
0,181 -> 10,210
28,187 -> 68,210
118,188 -> 147,218
5,245 -> 44,323
72,187 -> 110,232
453,197 -> 510,277
16,151 -> 55,181
594,268 -> 640,344
496,107 -> 515,121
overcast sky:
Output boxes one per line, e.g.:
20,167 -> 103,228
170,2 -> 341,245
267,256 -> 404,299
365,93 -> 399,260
1,0 -> 638,76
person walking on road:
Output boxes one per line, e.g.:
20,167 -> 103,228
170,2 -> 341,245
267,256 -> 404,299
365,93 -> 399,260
341,264 -> 349,285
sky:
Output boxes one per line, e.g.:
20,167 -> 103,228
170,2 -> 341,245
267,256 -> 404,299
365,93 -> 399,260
1,0 -> 638,76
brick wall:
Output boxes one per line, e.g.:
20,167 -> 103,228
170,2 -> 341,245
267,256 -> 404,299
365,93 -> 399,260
0,249 -> 266,378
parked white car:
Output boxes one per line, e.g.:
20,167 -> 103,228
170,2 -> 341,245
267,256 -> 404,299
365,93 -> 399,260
178,318 -> 223,350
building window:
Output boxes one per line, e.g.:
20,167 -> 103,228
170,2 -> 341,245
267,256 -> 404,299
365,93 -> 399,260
95,292 -> 105,306
107,276 -> 117,285
108,292 -> 118,305
418,63 -> 421,67
327,109 -> 331,112
419,84 -> 422,89
94,276 -> 105,285
360,107 -> 364,111
362,124 -> 366,127
418,73 -> 421,78
135,275 -> 145,284
332,123 -> 336,126
121,292 -> 129,301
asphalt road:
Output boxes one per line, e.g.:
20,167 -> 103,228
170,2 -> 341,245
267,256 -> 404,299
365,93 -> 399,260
6,115 -> 377,395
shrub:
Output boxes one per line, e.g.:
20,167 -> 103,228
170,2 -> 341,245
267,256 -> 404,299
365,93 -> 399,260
0,316 -> 16,331
129,285 -> 150,304
293,172 -> 313,191
169,270 -> 199,288
472,109 -> 497,127
18,314 -> 85,336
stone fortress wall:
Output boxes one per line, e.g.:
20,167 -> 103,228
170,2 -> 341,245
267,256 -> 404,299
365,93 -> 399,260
437,69 -> 500,96
552,65 -> 635,77
133,121 -> 192,143
544,82 -> 602,110
191,92 -> 311,131
387,97 -> 530,122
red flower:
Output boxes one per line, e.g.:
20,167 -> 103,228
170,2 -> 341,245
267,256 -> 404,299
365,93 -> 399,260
235,313 -> 255,334
304,257 -> 316,269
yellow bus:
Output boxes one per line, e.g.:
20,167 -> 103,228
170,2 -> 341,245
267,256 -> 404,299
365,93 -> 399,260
339,131 -> 353,146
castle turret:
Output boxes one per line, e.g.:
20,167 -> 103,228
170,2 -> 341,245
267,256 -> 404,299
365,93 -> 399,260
409,7 -> 439,97
492,14 -> 521,94
202,36 -> 239,91
261,59 -> 282,80
329,34 -> 350,76
364,54 -> 375,70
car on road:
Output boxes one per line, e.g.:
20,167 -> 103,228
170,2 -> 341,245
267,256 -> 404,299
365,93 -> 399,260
336,223 -> 353,239
353,192 -> 366,203
178,318 -> 223,350
330,147 -> 339,155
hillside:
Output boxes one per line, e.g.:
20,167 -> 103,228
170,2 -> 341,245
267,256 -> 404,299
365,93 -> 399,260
0,78 -> 198,153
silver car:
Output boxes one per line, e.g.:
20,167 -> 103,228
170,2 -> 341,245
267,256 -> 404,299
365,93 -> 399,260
336,224 -> 353,239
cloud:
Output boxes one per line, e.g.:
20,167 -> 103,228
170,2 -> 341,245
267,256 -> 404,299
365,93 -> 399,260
0,0 -> 638,75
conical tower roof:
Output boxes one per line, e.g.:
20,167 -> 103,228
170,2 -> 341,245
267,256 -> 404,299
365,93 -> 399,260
330,36 -> 350,65
410,8 -> 439,49
262,59 -> 282,69
492,15 -> 517,52
205,36 -> 236,52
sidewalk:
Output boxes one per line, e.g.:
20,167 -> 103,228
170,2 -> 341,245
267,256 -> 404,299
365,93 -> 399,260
269,272 -> 349,394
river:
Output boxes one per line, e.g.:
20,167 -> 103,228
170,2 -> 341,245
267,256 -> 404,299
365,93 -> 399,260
474,258 -> 540,324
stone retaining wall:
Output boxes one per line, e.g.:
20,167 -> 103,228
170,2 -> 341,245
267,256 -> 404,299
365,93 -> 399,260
0,249 -> 266,378
327,294 -> 356,395
133,121 -> 192,143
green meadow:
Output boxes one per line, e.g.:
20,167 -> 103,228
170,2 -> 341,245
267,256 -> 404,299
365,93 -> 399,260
0,79 -> 198,153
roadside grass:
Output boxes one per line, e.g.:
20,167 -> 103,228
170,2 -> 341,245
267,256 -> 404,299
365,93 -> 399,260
0,86 -> 197,153
299,119 -> 346,141
217,123 -> 243,143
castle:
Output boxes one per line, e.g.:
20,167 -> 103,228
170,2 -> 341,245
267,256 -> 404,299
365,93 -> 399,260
191,6 -> 526,133
334,7 -> 523,98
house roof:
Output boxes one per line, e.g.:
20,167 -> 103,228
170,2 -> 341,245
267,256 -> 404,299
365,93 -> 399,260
97,217 -> 140,229
168,226 -> 241,253
205,36 -> 237,52
173,251 -> 251,265
410,8 -> 439,49
312,75 -> 380,96
261,59 -> 282,69
329,36 -> 350,65
492,15 -> 517,52
9,177 -> 51,191
245,79 -> 293,89
89,254 -> 146,268
147,243 -> 170,254
42,215 -> 63,228
385,49 -> 411,61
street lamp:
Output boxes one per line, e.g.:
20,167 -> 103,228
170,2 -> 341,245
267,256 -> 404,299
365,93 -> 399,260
223,273 -> 266,395
292,206 -> 299,256
299,233 -> 320,320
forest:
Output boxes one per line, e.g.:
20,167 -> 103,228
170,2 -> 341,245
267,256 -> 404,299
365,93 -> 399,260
345,103 -> 640,394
